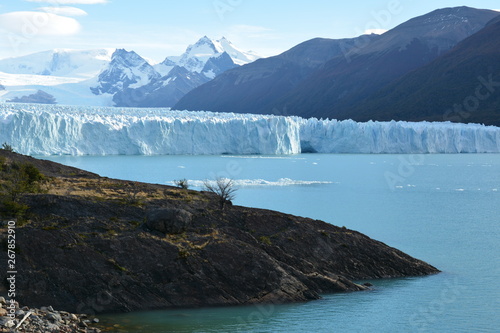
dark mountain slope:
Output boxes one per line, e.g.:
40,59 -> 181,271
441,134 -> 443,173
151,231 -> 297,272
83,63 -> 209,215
349,15 -> 500,126
174,36 -> 379,114
277,6 -> 499,120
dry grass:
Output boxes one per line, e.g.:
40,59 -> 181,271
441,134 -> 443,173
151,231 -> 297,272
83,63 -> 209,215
47,177 -> 205,205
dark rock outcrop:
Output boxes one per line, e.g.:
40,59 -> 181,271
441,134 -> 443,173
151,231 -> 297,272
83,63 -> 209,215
146,208 -> 193,234
0,151 -> 439,314
201,51 -> 238,78
7,90 -> 56,104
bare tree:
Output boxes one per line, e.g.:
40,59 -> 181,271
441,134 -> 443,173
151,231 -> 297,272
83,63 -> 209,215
203,177 -> 237,210
1,142 -> 14,152
125,181 -> 142,205
174,178 -> 189,190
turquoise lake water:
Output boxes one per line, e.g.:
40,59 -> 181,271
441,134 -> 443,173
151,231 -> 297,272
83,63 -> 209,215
42,154 -> 500,333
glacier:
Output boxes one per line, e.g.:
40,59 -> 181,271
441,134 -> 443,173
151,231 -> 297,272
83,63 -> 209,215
0,103 -> 499,156
299,118 -> 500,154
0,104 -> 300,155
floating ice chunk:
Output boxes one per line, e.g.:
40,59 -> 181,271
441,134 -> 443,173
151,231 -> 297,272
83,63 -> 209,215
167,178 -> 334,188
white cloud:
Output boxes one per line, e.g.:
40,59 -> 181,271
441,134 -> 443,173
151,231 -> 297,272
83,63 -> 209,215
37,6 -> 88,16
364,28 -> 388,35
0,11 -> 81,36
26,0 -> 107,4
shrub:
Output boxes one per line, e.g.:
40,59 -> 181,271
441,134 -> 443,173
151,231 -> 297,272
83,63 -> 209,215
1,143 -> 14,152
0,161 -> 47,218
0,199 -> 28,218
203,177 -> 237,210
174,178 -> 189,190
1,162 -> 46,201
259,236 -> 272,246
178,248 -> 191,260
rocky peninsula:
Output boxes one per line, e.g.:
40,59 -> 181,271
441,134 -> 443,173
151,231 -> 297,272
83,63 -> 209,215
0,150 -> 439,321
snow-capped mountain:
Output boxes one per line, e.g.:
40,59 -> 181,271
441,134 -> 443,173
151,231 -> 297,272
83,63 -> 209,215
216,37 -> 260,65
92,36 -> 260,107
113,66 -> 210,107
154,58 -> 177,77
0,48 -> 117,106
90,49 -> 161,96
166,36 -> 258,74
0,36 -> 260,107
154,36 -> 258,79
0,49 -> 114,79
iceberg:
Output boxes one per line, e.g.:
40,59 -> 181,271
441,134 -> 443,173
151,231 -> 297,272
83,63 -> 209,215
170,178 -> 334,188
0,103 -> 499,155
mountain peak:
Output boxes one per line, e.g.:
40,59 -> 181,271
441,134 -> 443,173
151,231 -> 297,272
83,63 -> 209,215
198,35 -> 212,43
173,36 -> 259,73
113,48 -> 138,58
431,5 -> 483,13
353,6 -> 500,55
92,49 -> 159,96
111,49 -> 157,68
192,36 -> 217,50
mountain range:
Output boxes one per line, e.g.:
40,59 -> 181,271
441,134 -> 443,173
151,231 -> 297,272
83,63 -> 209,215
0,37 -> 259,107
0,6 -> 499,126
175,6 -> 500,126
349,14 -> 500,125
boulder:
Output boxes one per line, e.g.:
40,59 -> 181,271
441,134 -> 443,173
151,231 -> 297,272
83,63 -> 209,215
46,312 -> 62,323
146,208 -> 193,234
4,320 -> 15,328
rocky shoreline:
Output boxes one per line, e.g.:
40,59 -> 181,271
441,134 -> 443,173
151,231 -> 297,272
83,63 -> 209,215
0,297 -> 100,332
0,150 -> 439,316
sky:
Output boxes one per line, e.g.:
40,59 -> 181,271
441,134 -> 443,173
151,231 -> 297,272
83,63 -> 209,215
0,0 -> 499,63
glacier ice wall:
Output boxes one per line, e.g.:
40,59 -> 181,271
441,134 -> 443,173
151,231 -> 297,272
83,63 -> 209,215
0,104 -> 301,155
0,103 -> 499,155
299,118 -> 500,154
